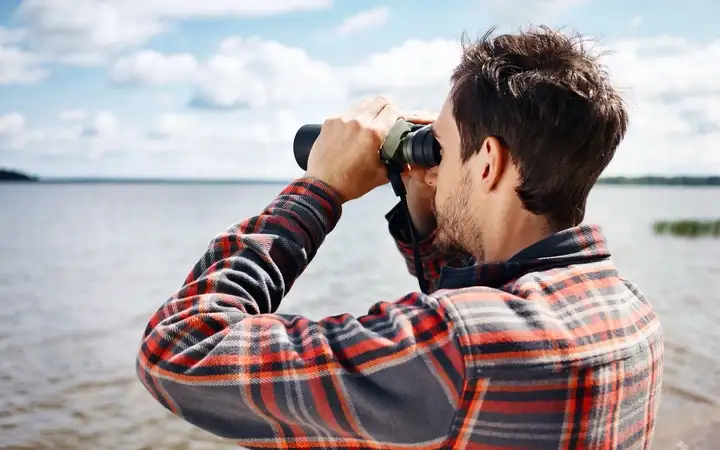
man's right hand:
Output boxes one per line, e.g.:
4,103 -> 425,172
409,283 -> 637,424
400,112 -> 439,238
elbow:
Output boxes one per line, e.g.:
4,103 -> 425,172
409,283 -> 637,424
135,332 -> 194,419
135,346 -> 176,414
134,314 -> 190,415
134,344 -> 264,441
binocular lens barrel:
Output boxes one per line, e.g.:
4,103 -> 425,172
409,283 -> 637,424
293,124 -> 322,171
293,122 -> 441,170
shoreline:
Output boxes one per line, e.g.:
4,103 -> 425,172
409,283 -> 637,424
2,168 -> 719,187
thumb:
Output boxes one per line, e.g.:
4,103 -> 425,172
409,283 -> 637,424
400,110 -> 438,125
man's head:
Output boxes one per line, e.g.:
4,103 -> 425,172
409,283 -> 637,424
426,26 -> 628,261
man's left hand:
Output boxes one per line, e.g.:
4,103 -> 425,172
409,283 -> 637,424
305,96 -> 400,203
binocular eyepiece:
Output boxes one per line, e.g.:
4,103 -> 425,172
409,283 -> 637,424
293,119 -> 442,170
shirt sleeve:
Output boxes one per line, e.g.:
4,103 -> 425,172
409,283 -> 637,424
384,202 -> 472,293
136,177 -> 466,450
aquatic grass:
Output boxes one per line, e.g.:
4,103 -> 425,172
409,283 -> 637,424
652,219 -> 720,238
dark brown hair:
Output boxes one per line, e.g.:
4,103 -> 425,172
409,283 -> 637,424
450,26 -> 628,230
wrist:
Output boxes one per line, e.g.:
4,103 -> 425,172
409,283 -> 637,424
285,176 -> 344,231
302,172 -> 347,204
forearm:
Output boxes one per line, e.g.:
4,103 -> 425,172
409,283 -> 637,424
385,202 -> 471,292
178,177 -> 342,313
137,177 -> 342,419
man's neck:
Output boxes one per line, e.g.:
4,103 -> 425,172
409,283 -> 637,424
480,211 -> 554,264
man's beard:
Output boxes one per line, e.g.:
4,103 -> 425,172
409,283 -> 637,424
434,171 -> 485,261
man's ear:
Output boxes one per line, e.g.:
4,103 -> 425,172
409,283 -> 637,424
477,136 -> 506,193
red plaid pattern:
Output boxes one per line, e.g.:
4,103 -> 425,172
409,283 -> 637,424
137,177 -> 663,449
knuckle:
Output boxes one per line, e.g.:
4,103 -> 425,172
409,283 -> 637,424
371,124 -> 388,138
368,129 -> 384,145
345,117 -> 364,131
324,116 -> 340,127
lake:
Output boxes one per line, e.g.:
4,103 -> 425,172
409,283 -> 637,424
1,183 -> 718,449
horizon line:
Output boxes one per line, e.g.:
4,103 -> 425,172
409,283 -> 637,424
2,172 -> 720,185
33,177 -> 295,184
34,174 -> 720,180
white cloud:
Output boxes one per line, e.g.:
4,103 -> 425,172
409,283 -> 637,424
193,37 -> 345,109
592,37 -> 720,175
147,110 -> 301,149
13,0 -> 334,64
338,38 -> 459,109
0,26 -> 27,44
333,7 -> 389,37
81,111 -> 119,137
0,26 -> 46,85
630,16 -> 644,29
111,37 -> 346,109
149,113 -> 198,139
59,109 -> 88,122
131,0 -> 334,18
3,31 -> 720,177
0,112 -> 129,158
15,0 -> 163,65
0,44 -> 47,84
0,108 -> 306,178
479,0 -> 590,26
0,113 -> 26,137
602,37 -> 720,97
111,36 -> 458,110
111,50 -> 199,85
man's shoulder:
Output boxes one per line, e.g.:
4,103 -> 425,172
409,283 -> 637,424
432,259 -> 662,373
434,256 -> 629,308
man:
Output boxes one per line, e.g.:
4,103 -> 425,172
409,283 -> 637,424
137,27 -> 663,449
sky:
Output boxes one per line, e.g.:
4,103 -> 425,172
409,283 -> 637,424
0,0 -> 718,179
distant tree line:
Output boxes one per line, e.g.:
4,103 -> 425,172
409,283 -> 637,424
596,176 -> 720,186
0,168 -> 39,182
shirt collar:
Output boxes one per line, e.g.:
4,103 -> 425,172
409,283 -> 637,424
436,224 -> 611,290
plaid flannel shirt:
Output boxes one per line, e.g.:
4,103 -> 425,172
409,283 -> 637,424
137,177 -> 663,449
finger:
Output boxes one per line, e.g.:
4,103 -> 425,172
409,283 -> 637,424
403,115 -> 436,125
373,101 -> 399,130
358,96 -> 391,122
400,110 -> 438,124
342,98 -> 372,120
404,117 -> 435,125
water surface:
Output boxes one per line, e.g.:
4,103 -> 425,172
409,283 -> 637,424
1,183 -> 718,449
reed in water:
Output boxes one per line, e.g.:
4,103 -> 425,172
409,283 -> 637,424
652,219 -> 720,237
